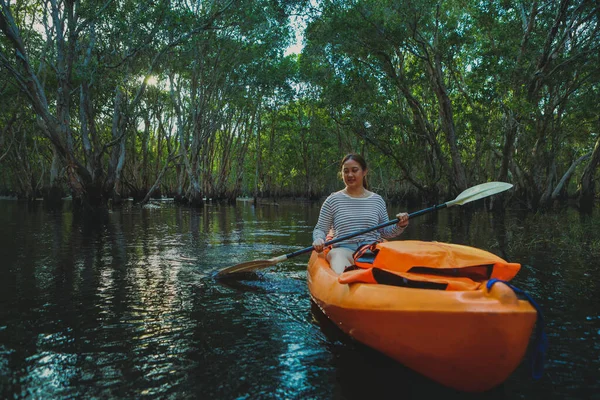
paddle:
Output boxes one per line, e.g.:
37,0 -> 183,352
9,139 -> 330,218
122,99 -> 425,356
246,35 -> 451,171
216,181 -> 513,277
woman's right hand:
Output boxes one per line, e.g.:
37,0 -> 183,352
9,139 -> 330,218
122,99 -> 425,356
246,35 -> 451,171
313,238 -> 325,253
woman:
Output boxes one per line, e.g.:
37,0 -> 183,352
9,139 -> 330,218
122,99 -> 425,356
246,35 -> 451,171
312,153 -> 409,274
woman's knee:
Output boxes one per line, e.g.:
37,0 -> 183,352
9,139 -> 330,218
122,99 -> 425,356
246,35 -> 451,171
327,249 -> 354,274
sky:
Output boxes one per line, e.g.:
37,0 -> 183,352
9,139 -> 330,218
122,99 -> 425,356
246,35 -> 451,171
284,15 -> 306,56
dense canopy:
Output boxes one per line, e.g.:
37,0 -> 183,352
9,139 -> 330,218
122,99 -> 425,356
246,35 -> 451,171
1,0 -> 599,211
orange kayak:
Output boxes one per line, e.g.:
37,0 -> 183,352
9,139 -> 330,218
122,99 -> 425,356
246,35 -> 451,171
307,241 -> 538,392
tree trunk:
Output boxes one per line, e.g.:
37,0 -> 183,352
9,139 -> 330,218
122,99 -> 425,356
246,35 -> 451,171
427,51 -> 467,194
170,75 -> 203,206
254,114 -> 262,199
551,152 -> 591,201
498,112 -> 518,183
45,147 -> 63,207
141,154 -> 181,205
105,85 -> 126,205
142,114 -> 150,191
578,135 -> 600,213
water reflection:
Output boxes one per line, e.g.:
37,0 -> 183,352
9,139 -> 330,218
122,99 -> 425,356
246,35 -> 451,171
0,200 -> 598,399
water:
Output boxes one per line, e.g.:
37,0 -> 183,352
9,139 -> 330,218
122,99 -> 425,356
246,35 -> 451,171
0,199 -> 599,399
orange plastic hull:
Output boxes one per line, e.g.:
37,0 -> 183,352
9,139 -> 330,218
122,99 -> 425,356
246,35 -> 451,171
307,251 -> 537,392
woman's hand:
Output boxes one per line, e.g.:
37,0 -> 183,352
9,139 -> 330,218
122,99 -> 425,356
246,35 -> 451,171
313,238 -> 325,253
396,212 -> 409,228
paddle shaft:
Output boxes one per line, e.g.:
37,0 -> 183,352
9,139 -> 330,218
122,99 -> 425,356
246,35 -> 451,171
218,182 -> 512,276
282,203 -> 448,260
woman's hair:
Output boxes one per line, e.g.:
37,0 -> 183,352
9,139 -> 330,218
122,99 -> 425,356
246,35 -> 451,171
340,153 -> 369,189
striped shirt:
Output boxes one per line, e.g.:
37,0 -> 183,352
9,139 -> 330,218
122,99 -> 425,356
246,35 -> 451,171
313,190 -> 404,247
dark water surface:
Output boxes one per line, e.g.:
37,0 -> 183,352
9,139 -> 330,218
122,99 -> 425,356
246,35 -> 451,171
1,199 -> 599,399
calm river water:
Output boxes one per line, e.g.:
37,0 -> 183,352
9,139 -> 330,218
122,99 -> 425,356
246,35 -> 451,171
0,199 -> 598,399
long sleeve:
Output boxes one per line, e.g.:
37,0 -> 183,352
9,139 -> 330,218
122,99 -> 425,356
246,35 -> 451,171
313,195 -> 333,242
377,198 -> 405,239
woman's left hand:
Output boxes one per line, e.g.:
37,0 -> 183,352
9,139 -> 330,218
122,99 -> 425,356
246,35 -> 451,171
396,212 -> 409,228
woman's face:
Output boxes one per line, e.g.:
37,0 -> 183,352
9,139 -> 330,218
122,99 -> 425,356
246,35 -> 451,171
342,159 -> 367,189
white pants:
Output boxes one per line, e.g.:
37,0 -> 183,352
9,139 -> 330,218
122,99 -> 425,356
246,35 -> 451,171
327,247 -> 356,275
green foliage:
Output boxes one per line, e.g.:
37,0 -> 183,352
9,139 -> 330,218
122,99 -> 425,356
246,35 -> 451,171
300,0 -> 600,204
0,0 -> 598,208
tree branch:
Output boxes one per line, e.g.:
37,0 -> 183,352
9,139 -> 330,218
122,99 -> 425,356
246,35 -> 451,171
552,152 -> 591,200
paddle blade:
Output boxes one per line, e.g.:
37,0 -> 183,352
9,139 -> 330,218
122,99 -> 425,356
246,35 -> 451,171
217,259 -> 277,276
447,182 -> 513,207
217,253 -> 291,276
